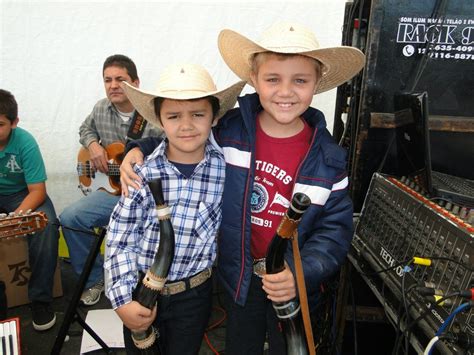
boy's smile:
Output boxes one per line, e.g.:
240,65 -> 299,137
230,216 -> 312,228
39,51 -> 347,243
250,55 -> 318,138
160,98 -> 214,164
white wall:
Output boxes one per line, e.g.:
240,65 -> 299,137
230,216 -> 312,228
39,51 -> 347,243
0,0 -> 347,213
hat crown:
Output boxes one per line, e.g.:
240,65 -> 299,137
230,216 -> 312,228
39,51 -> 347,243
258,21 -> 321,53
156,63 -> 217,96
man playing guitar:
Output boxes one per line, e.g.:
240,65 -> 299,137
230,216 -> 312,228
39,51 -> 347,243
59,55 -> 161,307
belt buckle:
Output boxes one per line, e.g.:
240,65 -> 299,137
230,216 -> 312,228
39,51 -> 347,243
253,258 -> 266,278
161,281 -> 185,296
162,268 -> 212,296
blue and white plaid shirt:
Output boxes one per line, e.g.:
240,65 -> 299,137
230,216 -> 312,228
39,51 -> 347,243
105,139 -> 225,309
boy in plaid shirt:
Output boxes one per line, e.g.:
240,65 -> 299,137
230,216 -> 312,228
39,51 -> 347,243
105,63 -> 244,354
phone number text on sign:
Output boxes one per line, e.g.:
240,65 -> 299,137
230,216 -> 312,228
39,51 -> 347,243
416,46 -> 474,60
397,16 -> 474,61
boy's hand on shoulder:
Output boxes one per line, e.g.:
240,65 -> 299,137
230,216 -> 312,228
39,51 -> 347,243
120,147 -> 144,197
262,266 -> 296,303
115,301 -> 157,331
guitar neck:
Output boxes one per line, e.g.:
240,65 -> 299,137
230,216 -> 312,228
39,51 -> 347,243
0,212 -> 48,239
76,163 -> 121,176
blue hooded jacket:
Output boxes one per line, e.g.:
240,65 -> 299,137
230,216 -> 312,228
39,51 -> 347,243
214,93 -> 353,307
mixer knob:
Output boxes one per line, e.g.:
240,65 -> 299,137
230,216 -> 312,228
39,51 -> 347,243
451,205 -> 460,215
467,210 -> 474,225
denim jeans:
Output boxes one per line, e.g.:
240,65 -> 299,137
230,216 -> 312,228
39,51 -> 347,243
0,189 -> 59,303
222,274 -> 286,355
59,190 -> 119,288
123,277 -> 213,355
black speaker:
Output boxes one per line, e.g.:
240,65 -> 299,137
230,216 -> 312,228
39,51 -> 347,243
335,0 -> 474,211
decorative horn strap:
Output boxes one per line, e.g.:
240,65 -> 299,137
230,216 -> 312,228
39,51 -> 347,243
292,230 -> 316,355
276,216 -> 300,239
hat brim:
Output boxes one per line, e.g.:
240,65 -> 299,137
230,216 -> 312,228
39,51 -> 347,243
122,80 -> 246,129
218,29 -> 366,94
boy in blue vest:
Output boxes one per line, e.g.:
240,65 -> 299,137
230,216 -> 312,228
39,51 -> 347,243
120,21 -> 365,354
0,89 -> 59,331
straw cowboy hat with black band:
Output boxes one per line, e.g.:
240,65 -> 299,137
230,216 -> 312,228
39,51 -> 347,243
218,21 -> 366,95
121,63 -> 246,129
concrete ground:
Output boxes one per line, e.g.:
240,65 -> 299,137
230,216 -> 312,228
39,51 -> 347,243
5,258 -> 397,355
5,259 -> 226,355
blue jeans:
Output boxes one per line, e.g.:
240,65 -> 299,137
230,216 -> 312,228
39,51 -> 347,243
59,190 -> 119,288
0,189 -> 59,303
222,274 -> 286,355
123,277 -> 213,355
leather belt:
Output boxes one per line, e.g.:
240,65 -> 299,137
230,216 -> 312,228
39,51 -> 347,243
161,267 -> 212,296
253,258 -> 266,278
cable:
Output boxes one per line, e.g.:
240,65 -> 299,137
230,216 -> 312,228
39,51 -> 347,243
203,305 -> 227,355
392,290 -> 463,355
403,0 -> 449,92
392,282 -> 417,355
360,257 -> 413,276
425,332 -> 474,354
338,0 -> 365,154
423,302 -> 474,355
435,302 -> 472,337
206,305 -> 227,331
424,336 -> 441,355
204,332 -> 220,355
447,332 -> 474,350
358,252 -> 470,277
401,266 -> 413,355
404,292 -> 460,335
349,278 -> 358,355
330,286 -> 338,354
53,222 -> 100,237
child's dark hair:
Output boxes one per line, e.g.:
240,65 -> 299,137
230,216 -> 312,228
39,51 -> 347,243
154,96 -> 220,123
0,89 -> 18,123
251,52 -> 323,78
103,54 -> 139,81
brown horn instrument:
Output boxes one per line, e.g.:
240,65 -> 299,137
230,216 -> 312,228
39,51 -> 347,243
265,192 -> 312,355
131,178 -> 175,353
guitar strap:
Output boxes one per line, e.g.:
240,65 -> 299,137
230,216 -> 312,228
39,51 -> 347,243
126,111 -> 148,141
292,230 -> 316,355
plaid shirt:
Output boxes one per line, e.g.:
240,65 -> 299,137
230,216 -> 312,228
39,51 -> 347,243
79,98 -> 161,147
105,139 -> 225,309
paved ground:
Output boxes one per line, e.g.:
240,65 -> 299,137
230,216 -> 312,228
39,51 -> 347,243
5,258 -> 397,354
6,259 -> 226,354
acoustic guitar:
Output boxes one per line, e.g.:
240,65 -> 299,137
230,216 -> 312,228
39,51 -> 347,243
76,142 -> 125,196
0,211 -> 48,240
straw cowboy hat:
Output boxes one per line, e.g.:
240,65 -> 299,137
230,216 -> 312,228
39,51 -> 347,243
218,21 -> 366,94
122,63 -> 245,128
